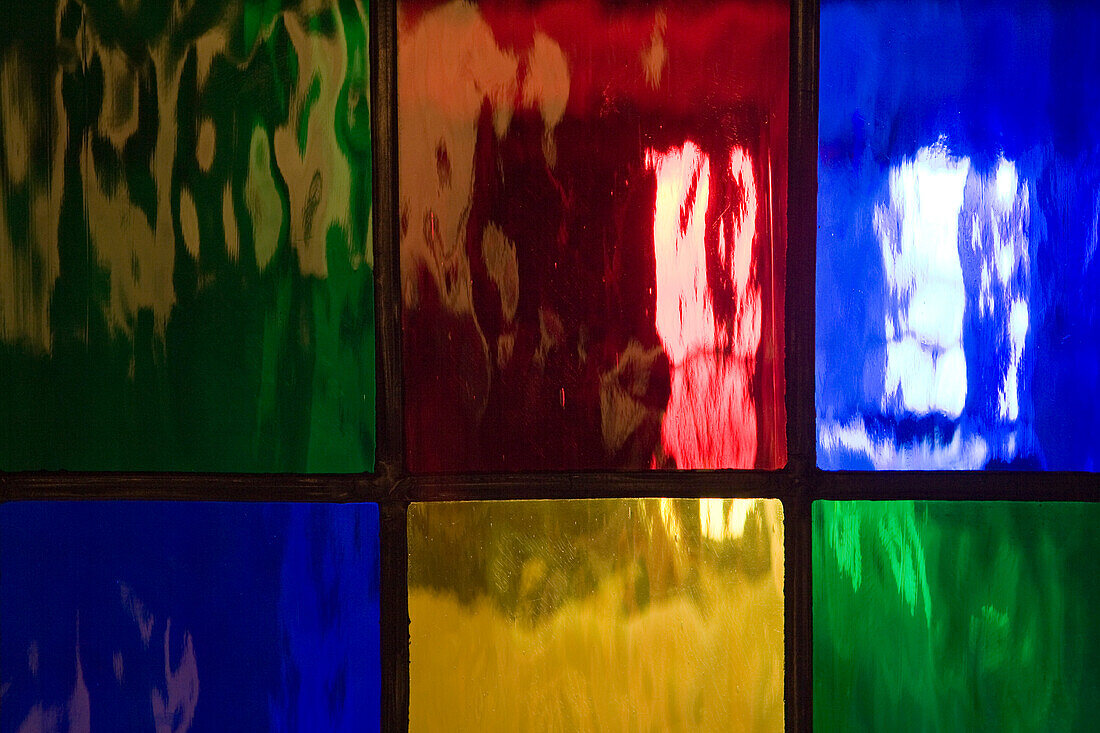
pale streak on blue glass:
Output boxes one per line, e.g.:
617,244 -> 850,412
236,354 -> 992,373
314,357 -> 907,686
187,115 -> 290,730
878,141 -> 971,419
817,0 -> 1100,470
0,502 -> 380,731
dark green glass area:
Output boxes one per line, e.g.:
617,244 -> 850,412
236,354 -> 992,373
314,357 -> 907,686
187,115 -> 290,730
0,0 -> 374,471
813,501 -> 1100,731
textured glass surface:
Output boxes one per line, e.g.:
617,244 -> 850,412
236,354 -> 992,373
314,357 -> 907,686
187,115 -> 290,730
813,501 -> 1100,731
0,501 -> 380,731
408,498 -> 785,731
0,1 -> 375,471
400,1 -> 788,471
817,0 -> 1100,469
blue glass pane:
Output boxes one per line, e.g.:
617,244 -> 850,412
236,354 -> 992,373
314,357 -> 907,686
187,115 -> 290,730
817,0 -> 1100,469
0,502 -> 380,731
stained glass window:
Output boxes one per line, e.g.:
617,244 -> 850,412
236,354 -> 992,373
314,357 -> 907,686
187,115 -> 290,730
408,498 -> 784,731
0,501 -> 380,730
813,500 -> 1100,730
2,2 -> 1096,732
0,0 -> 375,471
816,0 -> 1100,470
399,0 -> 789,471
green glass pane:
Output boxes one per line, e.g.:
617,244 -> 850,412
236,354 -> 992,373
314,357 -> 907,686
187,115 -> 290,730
408,498 -> 785,731
813,501 -> 1100,731
0,0 -> 374,471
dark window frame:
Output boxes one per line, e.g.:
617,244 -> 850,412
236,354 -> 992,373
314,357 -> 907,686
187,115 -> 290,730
3,1 -> 1097,732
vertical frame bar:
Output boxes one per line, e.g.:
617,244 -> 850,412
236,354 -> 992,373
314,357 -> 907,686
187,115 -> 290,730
787,0 -> 819,474
371,0 -> 408,730
380,498 -> 410,732
372,0 -> 404,480
787,0 -> 820,731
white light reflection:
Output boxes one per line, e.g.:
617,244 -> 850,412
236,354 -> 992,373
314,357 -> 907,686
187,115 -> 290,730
875,140 -> 970,418
820,142 -> 1032,469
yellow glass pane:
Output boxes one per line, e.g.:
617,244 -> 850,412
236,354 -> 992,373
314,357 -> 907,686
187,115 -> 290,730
408,498 -> 784,732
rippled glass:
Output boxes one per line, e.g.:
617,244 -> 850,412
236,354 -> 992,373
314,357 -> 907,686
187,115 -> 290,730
0,501 -> 380,731
408,498 -> 785,731
400,0 -> 789,471
0,1 -> 375,471
817,0 -> 1100,470
813,500 -> 1100,730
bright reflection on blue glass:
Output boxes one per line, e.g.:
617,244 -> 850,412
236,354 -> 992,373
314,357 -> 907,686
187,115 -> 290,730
817,0 -> 1100,470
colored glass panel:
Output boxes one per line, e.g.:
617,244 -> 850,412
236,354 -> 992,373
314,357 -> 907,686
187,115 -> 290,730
0,0 -> 375,471
813,500 -> 1100,730
817,0 -> 1100,469
0,501 -> 380,731
408,498 -> 785,731
399,0 -> 788,471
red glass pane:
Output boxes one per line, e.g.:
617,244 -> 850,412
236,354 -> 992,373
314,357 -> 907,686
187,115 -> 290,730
400,0 -> 788,471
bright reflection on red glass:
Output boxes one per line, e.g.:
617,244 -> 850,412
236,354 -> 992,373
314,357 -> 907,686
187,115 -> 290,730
647,143 -> 762,468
